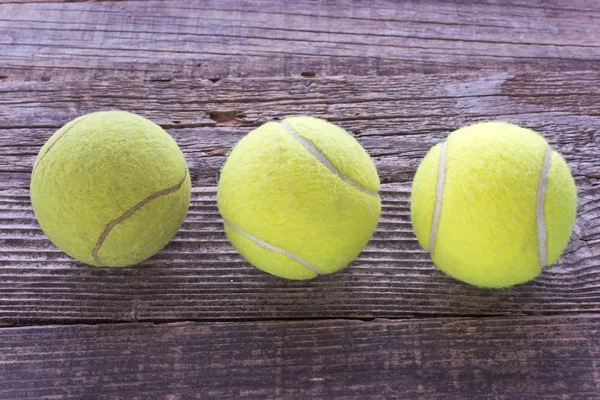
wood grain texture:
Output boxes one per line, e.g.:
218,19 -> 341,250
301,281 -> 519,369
1,71 -> 600,189
1,315 -> 599,399
0,180 -> 598,324
0,67 -> 599,324
0,0 -> 597,324
1,0 -> 599,82
1,0 -> 600,397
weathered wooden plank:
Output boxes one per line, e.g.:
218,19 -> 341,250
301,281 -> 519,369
0,181 -> 598,324
0,71 -> 599,323
0,71 -> 599,190
1,0 -> 599,81
1,315 -> 599,399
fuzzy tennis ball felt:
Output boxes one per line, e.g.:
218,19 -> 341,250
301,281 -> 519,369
30,111 -> 191,267
411,121 -> 577,288
217,116 -> 381,280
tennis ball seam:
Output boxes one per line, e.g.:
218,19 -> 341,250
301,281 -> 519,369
32,115 -> 92,175
535,147 -> 553,268
428,138 -> 553,269
280,120 -> 379,198
428,140 -> 448,254
224,220 -> 323,274
222,119 -> 377,276
91,168 -> 188,265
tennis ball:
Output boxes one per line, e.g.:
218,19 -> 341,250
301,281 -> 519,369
217,116 -> 381,280
411,121 -> 577,288
30,111 -> 191,267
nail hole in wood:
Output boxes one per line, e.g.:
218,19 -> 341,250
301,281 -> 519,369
209,111 -> 246,126
149,76 -> 173,82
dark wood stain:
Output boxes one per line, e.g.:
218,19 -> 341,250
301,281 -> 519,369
1,316 -> 599,398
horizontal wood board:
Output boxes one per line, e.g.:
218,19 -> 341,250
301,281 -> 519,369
2,315 -> 600,399
0,72 -> 598,323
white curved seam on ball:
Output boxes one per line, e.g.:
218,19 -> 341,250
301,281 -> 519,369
32,115 -> 91,176
224,220 -> 323,275
428,140 -> 448,254
536,147 -> 552,268
280,121 -> 379,197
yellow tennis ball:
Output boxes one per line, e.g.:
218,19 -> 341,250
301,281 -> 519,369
217,116 -> 381,280
30,111 -> 191,267
411,121 -> 577,288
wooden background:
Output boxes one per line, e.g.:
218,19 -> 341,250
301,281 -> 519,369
1,0 -> 599,398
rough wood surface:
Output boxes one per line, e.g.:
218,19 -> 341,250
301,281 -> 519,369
1,315 -> 599,399
0,71 -> 598,324
0,182 -> 598,324
1,0 -> 600,398
1,0 -> 600,82
1,71 -> 600,189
